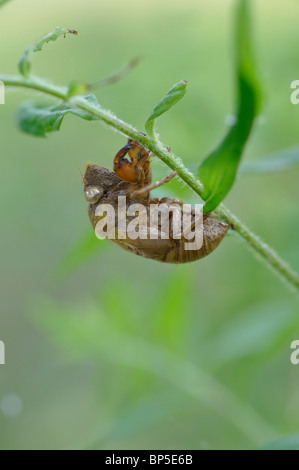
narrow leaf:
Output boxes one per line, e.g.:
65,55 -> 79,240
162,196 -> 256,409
54,229 -> 109,279
161,147 -> 299,179
145,80 -> 187,138
261,435 -> 299,451
149,268 -> 191,352
18,27 -> 78,78
16,95 -> 99,137
0,0 -> 13,8
198,0 -> 261,213
67,58 -> 141,97
88,57 -> 141,89
199,301 -> 298,367
239,147 -> 299,175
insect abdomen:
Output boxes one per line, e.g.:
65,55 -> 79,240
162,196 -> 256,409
167,216 -> 228,263
88,204 -> 228,264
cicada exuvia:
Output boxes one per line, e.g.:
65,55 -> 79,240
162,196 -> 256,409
82,139 -> 228,263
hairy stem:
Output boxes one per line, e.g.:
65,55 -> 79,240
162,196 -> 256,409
1,73 -> 299,292
216,204 -> 299,292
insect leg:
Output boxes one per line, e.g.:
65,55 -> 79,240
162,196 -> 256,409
113,142 -> 133,169
129,171 -> 177,198
78,167 -> 88,185
114,141 -> 144,183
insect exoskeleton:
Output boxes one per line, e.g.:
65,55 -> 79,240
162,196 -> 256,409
82,144 -> 229,264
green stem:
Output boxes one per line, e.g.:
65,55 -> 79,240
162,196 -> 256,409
216,204 -> 299,292
1,73 -> 299,293
0,74 -> 67,99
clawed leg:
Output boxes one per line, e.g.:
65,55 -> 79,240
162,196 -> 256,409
130,171 -> 177,198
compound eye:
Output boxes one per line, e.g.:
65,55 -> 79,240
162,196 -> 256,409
84,185 -> 104,203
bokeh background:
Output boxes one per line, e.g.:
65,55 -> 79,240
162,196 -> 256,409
0,0 -> 299,450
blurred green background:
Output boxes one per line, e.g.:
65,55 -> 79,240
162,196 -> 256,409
0,0 -> 299,450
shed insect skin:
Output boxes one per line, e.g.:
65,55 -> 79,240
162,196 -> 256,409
83,139 -> 228,263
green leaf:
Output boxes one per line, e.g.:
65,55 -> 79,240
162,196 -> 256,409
261,434 -> 299,450
88,392 -> 181,449
199,300 -> 299,367
67,57 -> 141,97
18,27 -> 78,78
239,146 -> 299,175
0,0 -> 13,8
198,0 -> 261,213
53,229 -> 110,279
145,80 -> 187,138
149,268 -> 192,352
67,80 -> 89,98
16,95 -> 99,137
159,146 -> 299,180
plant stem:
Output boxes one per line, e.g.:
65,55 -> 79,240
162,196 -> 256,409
1,73 -> 299,292
216,204 -> 299,292
0,74 -> 67,99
